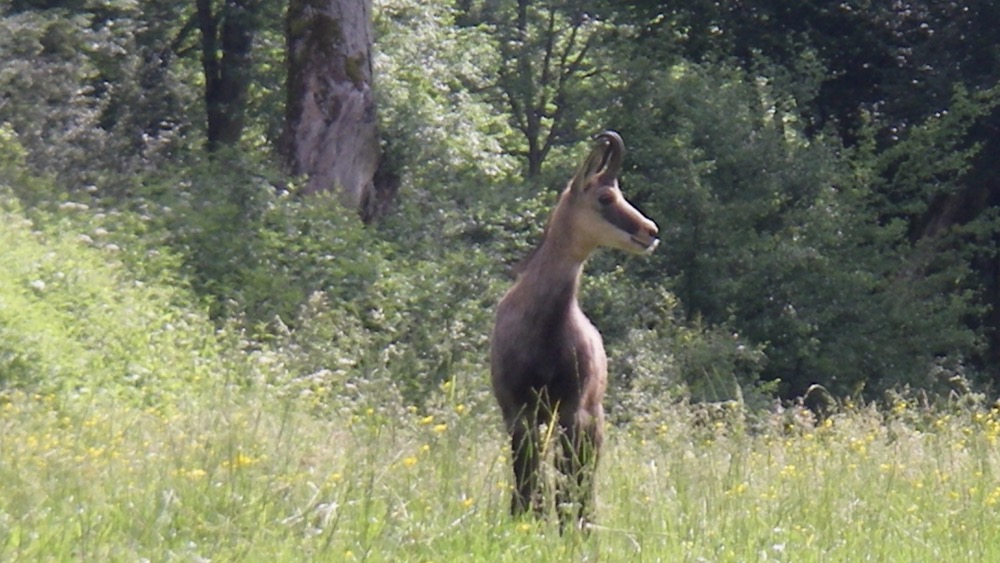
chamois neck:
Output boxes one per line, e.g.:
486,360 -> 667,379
517,199 -> 593,307
520,242 -> 584,301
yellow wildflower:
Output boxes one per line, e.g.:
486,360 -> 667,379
726,482 -> 749,496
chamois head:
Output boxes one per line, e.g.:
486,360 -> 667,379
559,131 -> 659,257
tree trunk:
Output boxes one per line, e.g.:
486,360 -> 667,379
284,0 -> 388,219
197,0 -> 257,150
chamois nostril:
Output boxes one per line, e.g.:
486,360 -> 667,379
648,224 -> 659,237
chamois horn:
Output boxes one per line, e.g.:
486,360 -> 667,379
594,130 -> 624,181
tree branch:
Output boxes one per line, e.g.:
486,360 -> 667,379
170,13 -> 200,57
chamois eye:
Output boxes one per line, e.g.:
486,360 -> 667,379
598,193 -> 614,206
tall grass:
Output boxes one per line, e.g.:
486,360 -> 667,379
3,384 -> 1000,561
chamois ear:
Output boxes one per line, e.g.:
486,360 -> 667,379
569,132 -> 620,193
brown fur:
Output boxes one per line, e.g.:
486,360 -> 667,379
490,131 -> 658,528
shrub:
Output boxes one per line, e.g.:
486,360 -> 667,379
0,186 -> 230,405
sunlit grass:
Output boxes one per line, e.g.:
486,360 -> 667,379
596,402 -> 1000,561
2,385 -> 1000,561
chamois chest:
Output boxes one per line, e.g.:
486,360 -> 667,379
490,283 -> 607,414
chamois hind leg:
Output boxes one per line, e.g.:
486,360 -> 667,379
556,406 -> 604,530
508,413 -> 542,518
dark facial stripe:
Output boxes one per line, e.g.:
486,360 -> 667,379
600,203 -> 640,235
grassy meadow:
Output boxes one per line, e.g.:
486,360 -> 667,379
3,383 -> 1000,561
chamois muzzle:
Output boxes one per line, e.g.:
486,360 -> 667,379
634,231 -> 659,254
631,224 -> 660,254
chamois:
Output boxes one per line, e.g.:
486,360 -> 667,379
490,131 -> 659,527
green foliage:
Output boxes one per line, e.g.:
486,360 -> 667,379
606,287 -> 771,426
610,62 -> 985,397
873,85 -> 1000,225
244,3 -> 289,149
0,11 -> 114,184
257,247 -> 505,412
374,0 -> 519,191
0,6 -> 200,191
125,150 -> 509,405
129,154 -> 374,326
0,186 -> 229,404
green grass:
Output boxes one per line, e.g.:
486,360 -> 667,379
0,195 -> 225,404
3,385 -> 1000,561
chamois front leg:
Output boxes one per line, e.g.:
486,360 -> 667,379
556,406 -> 604,530
508,414 -> 542,518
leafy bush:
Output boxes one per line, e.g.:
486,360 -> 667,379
0,186 -> 230,405
127,154 -> 377,325
260,246 -> 505,415
121,151 -> 519,407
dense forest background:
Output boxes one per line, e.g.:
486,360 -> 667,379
2,0 -> 999,410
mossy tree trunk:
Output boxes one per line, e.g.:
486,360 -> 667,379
284,0 -> 392,220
